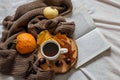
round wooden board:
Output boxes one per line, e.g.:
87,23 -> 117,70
37,38 -> 78,73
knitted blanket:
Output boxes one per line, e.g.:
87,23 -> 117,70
0,0 -> 75,80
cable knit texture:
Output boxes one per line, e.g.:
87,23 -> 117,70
0,0 -> 75,80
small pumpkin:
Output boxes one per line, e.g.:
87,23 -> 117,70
16,32 -> 37,54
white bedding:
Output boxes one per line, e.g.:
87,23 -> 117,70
0,0 -> 120,80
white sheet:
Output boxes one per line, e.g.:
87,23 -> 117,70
0,0 -> 120,80
78,0 -> 120,80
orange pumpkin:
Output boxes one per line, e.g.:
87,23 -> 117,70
16,33 -> 37,54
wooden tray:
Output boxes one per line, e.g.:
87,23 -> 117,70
37,38 -> 78,73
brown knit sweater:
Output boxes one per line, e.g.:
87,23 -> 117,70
0,0 -> 75,80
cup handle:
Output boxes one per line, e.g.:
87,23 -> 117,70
60,48 -> 68,54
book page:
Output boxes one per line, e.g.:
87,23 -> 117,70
75,29 -> 110,68
65,0 -> 96,40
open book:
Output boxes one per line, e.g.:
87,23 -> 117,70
65,0 -> 110,68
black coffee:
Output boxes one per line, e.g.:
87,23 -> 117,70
43,42 -> 59,57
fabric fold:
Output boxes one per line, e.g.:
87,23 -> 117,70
0,49 -> 16,75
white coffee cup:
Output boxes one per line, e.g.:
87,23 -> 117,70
41,39 -> 68,60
